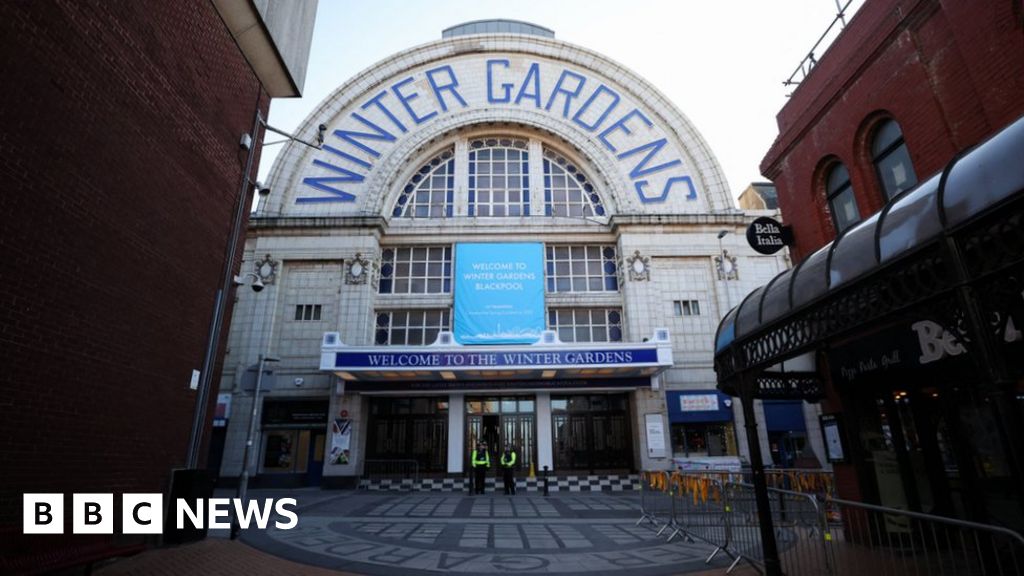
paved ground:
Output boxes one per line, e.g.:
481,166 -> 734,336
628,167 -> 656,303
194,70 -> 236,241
96,488 -> 757,576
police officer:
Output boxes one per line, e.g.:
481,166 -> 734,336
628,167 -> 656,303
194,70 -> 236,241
471,441 -> 490,494
500,445 -> 517,495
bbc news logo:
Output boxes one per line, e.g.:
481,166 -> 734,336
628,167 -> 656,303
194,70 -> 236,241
23,494 -> 298,534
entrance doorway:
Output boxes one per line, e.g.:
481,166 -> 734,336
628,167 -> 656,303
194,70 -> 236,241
851,383 -> 1024,530
552,393 -> 633,472
466,396 -> 535,474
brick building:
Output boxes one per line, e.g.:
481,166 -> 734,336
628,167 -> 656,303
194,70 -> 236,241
716,0 -> 1024,534
763,0 -> 1024,260
0,1 -> 315,572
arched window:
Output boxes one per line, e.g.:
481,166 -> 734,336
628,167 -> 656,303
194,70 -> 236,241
872,119 -> 917,200
826,162 -> 860,234
394,148 -> 454,218
468,136 -> 530,216
543,147 -> 606,217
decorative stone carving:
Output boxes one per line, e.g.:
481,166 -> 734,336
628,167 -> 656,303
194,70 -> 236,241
715,250 -> 739,281
254,254 -> 278,284
626,250 -> 650,281
346,253 -> 371,285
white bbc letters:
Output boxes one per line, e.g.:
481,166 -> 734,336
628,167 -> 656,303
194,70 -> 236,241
73,494 -> 114,534
23,494 -> 63,534
122,494 -> 163,534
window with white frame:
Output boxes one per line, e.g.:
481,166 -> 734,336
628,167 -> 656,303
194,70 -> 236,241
548,308 -> 623,343
378,246 -> 452,294
394,148 -> 455,218
673,300 -> 700,316
546,245 -> 619,292
468,136 -> 530,217
294,304 -> 322,321
375,309 -> 451,346
543,147 -> 606,217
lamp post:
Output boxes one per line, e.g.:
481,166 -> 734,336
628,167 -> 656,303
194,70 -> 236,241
183,111 -> 323,470
231,352 -> 279,539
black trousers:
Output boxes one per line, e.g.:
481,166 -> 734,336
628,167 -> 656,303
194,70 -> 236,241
502,467 -> 516,495
474,466 -> 487,494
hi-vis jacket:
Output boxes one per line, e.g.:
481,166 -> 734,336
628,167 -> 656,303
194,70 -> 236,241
471,449 -> 490,468
500,451 -> 517,468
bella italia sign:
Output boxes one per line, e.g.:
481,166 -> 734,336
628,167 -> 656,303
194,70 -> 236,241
298,56 -> 699,206
746,216 -> 791,255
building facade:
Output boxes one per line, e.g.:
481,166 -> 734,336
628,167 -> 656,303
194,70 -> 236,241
716,0 -> 1024,534
217,21 -> 818,490
0,1 -> 316,572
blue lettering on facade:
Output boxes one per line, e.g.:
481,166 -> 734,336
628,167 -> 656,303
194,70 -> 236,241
362,91 -> 408,134
299,160 -> 363,203
487,59 -> 512,103
572,84 -> 620,132
332,113 -> 397,157
426,65 -> 468,112
336,348 -> 657,369
514,63 -> 542,107
297,60 -> 699,205
391,77 -> 437,124
544,70 -> 587,118
618,138 -> 682,179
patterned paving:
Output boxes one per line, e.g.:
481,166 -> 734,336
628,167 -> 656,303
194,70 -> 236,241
241,492 -> 731,575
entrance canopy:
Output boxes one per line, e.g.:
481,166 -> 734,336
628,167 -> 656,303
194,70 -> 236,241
715,115 -> 1024,397
320,329 -> 673,392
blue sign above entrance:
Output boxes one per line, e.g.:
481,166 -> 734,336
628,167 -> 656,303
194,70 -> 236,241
334,348 -> 659,369
454,243 -> 545,344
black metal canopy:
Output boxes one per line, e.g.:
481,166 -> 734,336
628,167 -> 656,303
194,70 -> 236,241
715,115 -> 1024,397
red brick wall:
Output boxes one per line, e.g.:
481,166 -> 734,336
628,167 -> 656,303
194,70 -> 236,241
0,1 -> 268,570
762,0 -> 1024,260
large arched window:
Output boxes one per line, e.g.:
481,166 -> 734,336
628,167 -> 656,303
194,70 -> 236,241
872,119 -> 917,200
826,162 -> 860,234
543,147 -> 606,217
468,136 -> 529,217
394,148 -> 454,218
389,132 -> 608,219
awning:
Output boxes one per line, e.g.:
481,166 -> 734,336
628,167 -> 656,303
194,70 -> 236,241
666,390 -> 734,423
320,329 -> 674,391
763,400 -> 806,432
715,115 -> 1024,396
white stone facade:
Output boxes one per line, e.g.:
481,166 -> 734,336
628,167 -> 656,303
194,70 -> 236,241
215,27 -> 824,485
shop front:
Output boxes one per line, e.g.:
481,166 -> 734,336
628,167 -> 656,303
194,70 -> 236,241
666,390 -> 739,470
714,116 -> 1024,531
257,398 -> 329,487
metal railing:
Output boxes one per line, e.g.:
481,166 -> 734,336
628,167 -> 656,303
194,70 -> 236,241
360,459 -> 420,490
783,0 -> 856,90
636,470 -> 1024,575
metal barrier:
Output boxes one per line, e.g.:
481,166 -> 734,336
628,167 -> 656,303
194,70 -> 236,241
634,471 -> 1024,575
360,459 -> 420,489
724,482 -> 832,575
823,497 -> 1024,576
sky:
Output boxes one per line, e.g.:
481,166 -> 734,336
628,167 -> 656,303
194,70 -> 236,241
258,0 -> 865,200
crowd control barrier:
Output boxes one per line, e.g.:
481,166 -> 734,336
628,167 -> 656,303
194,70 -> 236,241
636,470 -> 1024,575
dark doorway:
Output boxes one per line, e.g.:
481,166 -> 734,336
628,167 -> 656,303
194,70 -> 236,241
306,431 -> 325,486
552,393 -> 633,472
466,396 -> 536,474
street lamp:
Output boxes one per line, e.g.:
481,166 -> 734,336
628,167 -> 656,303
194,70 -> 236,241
184,111 -> 323,471
231,352 -> 279,539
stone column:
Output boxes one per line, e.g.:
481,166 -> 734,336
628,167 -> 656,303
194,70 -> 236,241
448,394 -> 465,474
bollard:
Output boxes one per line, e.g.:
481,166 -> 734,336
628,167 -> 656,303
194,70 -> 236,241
543,465 -> 549,496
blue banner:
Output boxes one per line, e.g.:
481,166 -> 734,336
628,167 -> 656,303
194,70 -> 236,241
454,243 -> 545,344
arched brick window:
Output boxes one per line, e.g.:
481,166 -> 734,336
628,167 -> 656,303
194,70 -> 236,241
872,119 -> 917,200
826,162 -> 860,234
